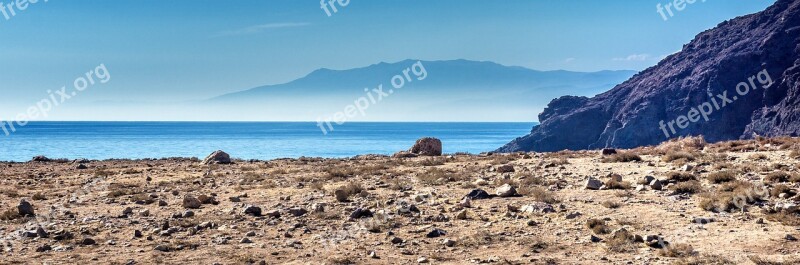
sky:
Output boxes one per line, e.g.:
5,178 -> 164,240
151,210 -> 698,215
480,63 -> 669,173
0,0 -> 775,120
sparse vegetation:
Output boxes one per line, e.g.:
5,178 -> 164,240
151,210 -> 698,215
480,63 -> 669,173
601,152 -> 642,163
706,170 -> 737,184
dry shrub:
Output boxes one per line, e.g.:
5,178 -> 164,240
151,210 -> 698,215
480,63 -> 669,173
749,256 -> 800,265
601,152 -> 642,163
324,167 -> 355,180
764,212 -> 800,226
765,171 -> 800,183
771,184 -> 796,197
416,168 -> 458,185
666,172 -> 697,183
749,153 -> 769,160
658,243 -> 695,258
0,208 -> 20,220
333,181 -> 364,200
586,219 -> 610,234
655,136 -> 707,154
671,180 -> 703,194
604,179 -> 631,190
674,255 -> 735,265
459,230 -> 499,247
604,234 -> 638,253
32,192 -> 47,201
663,151 -> 697,163
706,171 -> 737,184
327,255 -> 357,265
699,181 -> 766,212
601,200 -> 622,209
524,187 -> 560,204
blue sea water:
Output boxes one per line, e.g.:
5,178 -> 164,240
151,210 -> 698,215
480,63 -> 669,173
0,122 -> 535,162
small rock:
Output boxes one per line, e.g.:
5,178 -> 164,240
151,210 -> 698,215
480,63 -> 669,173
265,210 -> 281,218
17,199 -> 35,216
602,148 -> 617,155
426,228 -> 446,238
409,137 -> 442,156
182,195 -> 202,209
649,180 -> 663,190
495,184 -> 517,197
350,208 -> 373,219
390,236 -> 404,244
154,245 -> 170,252
334,189 -> 349,202
288,207 -> 307,217
496,164 -> 515,173
240,237 -> 253,244
80,238 -> 96,245
466,189 -> 491,200
443,239 -> 456,247
243,205 -> 263,217
417,257 -> 429,264
786,234 -> 798,241
585,177 -> 603,190
229,196 -> 241,202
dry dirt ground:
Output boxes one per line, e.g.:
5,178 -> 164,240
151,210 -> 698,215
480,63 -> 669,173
1,137 -> 800,265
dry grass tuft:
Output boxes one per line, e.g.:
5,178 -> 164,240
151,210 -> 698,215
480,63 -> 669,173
671,180 -> 703,194
601,152 -> 642,163
658,243 -> 695,258
586,219 -> 610,234
749,256 -> 800,265
706,171 -> 737,184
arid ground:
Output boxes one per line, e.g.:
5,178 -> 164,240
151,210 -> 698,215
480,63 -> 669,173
2,137 -> 800,264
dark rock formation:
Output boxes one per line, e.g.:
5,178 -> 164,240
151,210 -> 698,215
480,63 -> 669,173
500,0 -> 800,152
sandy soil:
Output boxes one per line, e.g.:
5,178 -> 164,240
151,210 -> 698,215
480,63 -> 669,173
1,138 -> 799,265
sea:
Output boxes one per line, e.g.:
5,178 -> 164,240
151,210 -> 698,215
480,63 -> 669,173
0,122 -> 535,162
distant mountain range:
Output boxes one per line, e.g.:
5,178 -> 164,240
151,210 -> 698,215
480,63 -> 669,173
499,0 -> 800,152
209,60 -> 635,121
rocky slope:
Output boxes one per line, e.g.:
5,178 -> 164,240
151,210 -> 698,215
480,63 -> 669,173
499,0 -> 800,152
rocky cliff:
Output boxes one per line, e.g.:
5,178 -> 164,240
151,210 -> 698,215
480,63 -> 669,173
499,0 -> 800,152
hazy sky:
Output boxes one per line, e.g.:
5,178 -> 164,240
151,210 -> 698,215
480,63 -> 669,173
0,0 -> 774,120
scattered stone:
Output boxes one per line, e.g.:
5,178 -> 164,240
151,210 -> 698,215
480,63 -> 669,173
565,212 -> 582,219
350,208 -> 373,219
649,180 -> 663,190
417,257 -> 429,263
265,210 -> 281,218
182,210 -> 195,218
369,250 -> 379,258
17,199 -> 34,216
602,148 -> 617,155
202,150 -> 232,165
154,245 -> 171,252
76,164 -> 88,170
390,237 -> 404,244
134,230 -> 143,238
585,177 -> 603,190
80,238 -> 96,246
288,208 -> 307,217
30,155 -> 51,162
243,205 -> 263,217
122,207 -> 133,216
520,202 -> 556,214
466,189 -> 491,200
681,164 -> 694,171
158,200 -> 168,207
590,235 -> 603,243
240,237 -> 253,244
392,151 -> 418,158
786,234 -> 798,241
334,189 -> 349,202
496,164 -> 515,173
229,196 -> 241,202
495,184 -> 518,197
426,228 -> 446,238
182,195 -> 202,209
455,209 -> 468,220
36,245 -> 52,252
459,197 -> 472,208
443,239 -> 456,247
311,203 -> 326,213
409,137 -> 443,156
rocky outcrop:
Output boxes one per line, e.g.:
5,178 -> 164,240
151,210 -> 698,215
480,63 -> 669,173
201,150 -> 232,165
409,138 -> 443,156
499,0 -> 800,152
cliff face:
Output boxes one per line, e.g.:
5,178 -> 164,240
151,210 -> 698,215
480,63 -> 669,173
499,0 -> 800,152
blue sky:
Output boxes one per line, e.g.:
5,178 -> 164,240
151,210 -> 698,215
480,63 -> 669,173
0,0 -> 775,120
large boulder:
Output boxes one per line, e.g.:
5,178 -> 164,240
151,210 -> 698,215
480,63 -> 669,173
201,150 -> 232,165
409,137 -> 442,156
